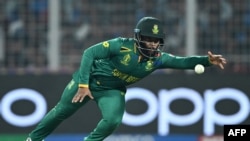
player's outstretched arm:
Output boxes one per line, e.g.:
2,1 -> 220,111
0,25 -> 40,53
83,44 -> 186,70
208,51 -> 227,69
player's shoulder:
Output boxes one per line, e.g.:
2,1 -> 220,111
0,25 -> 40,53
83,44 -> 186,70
157,52 -> 177,61
159,52 -> 175,57
105,37 -> 131,44
115,37 -> 135,43
109,37 -> 134,49
101,37 -> 134,45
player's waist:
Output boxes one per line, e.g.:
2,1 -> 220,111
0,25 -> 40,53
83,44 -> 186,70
90,76 -> 125,88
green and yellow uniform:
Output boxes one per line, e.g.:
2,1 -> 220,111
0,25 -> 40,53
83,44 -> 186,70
27,37 -> 211,141
75,37 -> 211,90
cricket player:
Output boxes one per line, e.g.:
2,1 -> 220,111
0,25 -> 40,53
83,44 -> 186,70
26,17 -> 226,141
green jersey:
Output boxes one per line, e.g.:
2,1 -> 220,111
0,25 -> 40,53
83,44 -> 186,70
73,37 -> 211,91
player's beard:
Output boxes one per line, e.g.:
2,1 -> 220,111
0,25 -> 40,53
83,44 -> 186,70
137,43 -> 160,58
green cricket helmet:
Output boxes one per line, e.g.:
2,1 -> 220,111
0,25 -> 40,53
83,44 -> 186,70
134,17 -> 165,58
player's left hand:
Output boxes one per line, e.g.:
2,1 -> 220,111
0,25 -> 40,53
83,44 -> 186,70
208,51 -> 227,69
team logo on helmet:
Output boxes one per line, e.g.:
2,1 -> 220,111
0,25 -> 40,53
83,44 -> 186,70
152,24 -> 159,34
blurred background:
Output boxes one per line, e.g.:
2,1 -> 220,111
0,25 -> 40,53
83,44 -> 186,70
0,0 -> 249,74
0,0 -> 249,141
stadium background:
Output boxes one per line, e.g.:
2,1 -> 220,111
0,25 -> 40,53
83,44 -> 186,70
0,0 -> 249,141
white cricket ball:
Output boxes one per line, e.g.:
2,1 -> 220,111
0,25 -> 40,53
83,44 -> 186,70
194,64 -> 205,74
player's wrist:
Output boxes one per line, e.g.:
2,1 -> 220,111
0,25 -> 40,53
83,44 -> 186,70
78,84 -> 89,88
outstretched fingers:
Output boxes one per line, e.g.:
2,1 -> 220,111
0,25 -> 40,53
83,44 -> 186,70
208,51 -> 227,69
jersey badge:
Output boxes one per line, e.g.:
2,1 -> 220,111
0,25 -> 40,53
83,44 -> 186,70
145,60 -> 154,71
121,54 -> 131,66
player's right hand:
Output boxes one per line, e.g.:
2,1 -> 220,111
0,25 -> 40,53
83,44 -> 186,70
72,87 -> 94,103
208,51 -> 227,69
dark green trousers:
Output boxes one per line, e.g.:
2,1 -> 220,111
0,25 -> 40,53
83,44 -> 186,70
28,79 -> 125,141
